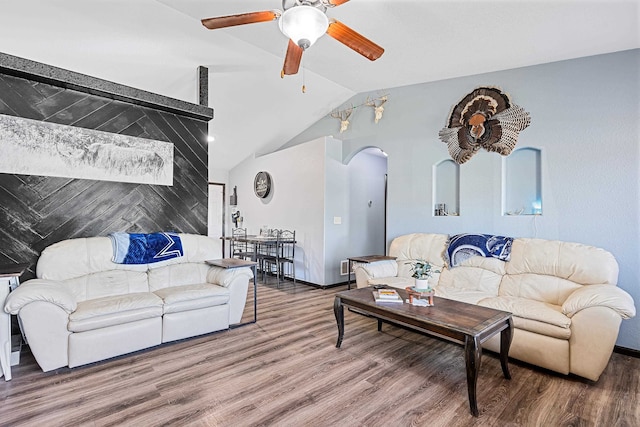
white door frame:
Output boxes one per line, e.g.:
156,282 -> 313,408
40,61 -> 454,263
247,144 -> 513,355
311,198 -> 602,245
208,182 -> 226,258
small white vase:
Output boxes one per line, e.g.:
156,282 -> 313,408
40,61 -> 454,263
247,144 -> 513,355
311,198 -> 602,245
414,278 -> 430,291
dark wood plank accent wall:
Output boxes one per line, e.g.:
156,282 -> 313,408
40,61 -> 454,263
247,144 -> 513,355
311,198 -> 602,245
0,72 -> 210,280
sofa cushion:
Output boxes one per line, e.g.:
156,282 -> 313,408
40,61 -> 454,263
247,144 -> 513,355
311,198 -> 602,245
69,292 -> 163,333
37,237 -> 148,281
64,270 -> 149,302
389,233 -> 449,275
499,274 -> 582,306
435,288 -> 495,305
505,238 -> 618,285
154,283 -> 230,314
36,234 -> 220,282
437,256 -> 504,296
147,233 -> 220,267
479,296 -> 571,339
148,263 -> 211,292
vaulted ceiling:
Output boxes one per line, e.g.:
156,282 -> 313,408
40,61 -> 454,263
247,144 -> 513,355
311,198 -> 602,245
1,1 -> 638,171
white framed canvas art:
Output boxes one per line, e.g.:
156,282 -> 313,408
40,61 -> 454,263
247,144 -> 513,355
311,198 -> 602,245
0,114 -> 173,185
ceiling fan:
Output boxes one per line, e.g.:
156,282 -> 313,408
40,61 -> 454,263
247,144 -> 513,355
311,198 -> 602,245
201,0 -> 384,77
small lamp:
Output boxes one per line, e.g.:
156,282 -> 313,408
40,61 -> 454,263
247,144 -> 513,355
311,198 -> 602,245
278,5 -> 329,49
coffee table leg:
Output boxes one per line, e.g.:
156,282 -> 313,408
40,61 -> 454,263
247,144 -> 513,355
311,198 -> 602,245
334,296 -> 344,348
500,317 -> 513,379
464,335 -> 482,417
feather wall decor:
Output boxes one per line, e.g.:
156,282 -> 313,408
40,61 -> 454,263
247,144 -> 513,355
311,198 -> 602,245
438,87 -> 531,164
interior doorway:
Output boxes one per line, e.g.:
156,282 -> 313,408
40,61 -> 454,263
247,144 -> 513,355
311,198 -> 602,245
347,147 -> 388,256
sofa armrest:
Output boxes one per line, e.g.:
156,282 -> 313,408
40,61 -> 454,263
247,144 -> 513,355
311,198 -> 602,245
568,305 -> 622,381
562,284 -> 636,319
206,266 -> 254,324
206,266 -> 254,288
354,260 -> 398,279
4,279 -> 77,315
353,260 -> 398,289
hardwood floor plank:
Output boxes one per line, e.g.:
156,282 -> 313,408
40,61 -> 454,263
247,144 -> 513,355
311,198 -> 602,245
1,282 -> 638,426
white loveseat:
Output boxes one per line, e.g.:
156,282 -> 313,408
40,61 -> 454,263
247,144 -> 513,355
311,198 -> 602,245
4,234 -> 253,372
354,233 -> 636,381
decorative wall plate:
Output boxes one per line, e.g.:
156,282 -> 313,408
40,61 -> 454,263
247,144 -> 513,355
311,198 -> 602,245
254,171 -> 272,198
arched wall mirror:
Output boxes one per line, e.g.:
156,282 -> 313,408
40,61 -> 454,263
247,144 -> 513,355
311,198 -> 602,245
502,147 -> 542,215
433,159 -> 460,216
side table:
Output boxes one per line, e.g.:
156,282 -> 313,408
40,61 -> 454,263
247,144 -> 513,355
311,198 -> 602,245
0,263 -> 29,381
206,258 -> 258,326
347,255 -> 396,290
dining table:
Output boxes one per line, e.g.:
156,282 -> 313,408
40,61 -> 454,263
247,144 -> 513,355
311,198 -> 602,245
221,234 -> 295,260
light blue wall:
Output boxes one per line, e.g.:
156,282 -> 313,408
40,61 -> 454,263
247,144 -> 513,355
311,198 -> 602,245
324,145 -> 387,284
347,150 -> 387,257
324,138 -> 349,284
288,50 -> 640,350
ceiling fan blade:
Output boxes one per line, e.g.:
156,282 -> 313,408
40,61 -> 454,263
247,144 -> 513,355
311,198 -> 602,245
326,19 -> 384,61
328,0 -> 351,6
282,39 -> 304,76
201,11 -> 279,30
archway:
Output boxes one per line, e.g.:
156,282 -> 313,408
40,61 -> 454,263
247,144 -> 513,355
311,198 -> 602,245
346,147 -> 388,255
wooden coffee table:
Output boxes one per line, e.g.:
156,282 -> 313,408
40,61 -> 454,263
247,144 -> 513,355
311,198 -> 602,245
333,287 -> 513,417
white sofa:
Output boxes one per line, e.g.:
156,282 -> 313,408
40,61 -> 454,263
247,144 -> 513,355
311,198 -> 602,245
354,233 -> 636,381
4,234 -> 253,372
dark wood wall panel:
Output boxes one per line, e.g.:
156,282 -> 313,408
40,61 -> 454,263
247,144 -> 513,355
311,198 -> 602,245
0,73 -> 209,280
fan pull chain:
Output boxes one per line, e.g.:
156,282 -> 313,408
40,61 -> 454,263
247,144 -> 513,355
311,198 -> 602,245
301,55 -> 306,93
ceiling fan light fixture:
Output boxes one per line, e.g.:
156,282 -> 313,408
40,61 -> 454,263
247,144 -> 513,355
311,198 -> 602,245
279,5 -> 329,49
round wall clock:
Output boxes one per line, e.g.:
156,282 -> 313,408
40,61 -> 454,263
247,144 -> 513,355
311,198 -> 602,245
254,171 -> 272,198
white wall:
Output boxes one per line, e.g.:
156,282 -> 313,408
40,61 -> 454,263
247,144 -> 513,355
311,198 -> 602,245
288,50 -> 640,350
228,138 -> 327,284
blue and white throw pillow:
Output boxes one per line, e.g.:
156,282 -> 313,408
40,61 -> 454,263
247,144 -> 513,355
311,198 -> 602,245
447,233 -> 513,267
110,232 -> 183,264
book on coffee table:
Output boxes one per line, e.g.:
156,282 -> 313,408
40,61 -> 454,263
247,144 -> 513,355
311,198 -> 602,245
373,289 -> 402,304
376,288 -> 399,298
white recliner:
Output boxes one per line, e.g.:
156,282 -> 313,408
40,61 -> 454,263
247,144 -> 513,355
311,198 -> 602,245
354,233 -> 636,381
4,234 -> 253,372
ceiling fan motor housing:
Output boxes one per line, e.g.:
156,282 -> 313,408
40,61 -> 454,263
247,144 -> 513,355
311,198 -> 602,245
283,0 -> 329,12
279,4 -> 329,49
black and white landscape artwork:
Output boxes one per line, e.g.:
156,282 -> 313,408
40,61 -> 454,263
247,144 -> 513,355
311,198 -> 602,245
0,114 -> 173,185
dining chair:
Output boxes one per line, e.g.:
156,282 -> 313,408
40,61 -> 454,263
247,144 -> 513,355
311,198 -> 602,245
278,229 -> 296,285
261,229 -> 296,286
231,227 -> 254,260
257,231 -> 279,284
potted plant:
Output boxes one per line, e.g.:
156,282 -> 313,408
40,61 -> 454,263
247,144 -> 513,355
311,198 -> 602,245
407,259 -> 440,291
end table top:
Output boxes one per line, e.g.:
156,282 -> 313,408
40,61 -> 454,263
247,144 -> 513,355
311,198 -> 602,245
348,255 -> 396,263
0,263 -> 29,278
206,258 -> 258,269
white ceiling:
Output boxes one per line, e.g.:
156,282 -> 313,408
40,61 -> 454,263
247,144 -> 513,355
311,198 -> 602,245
1,1 -> 638,172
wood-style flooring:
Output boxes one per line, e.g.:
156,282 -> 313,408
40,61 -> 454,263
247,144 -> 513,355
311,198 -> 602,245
1,281 -> 638,426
